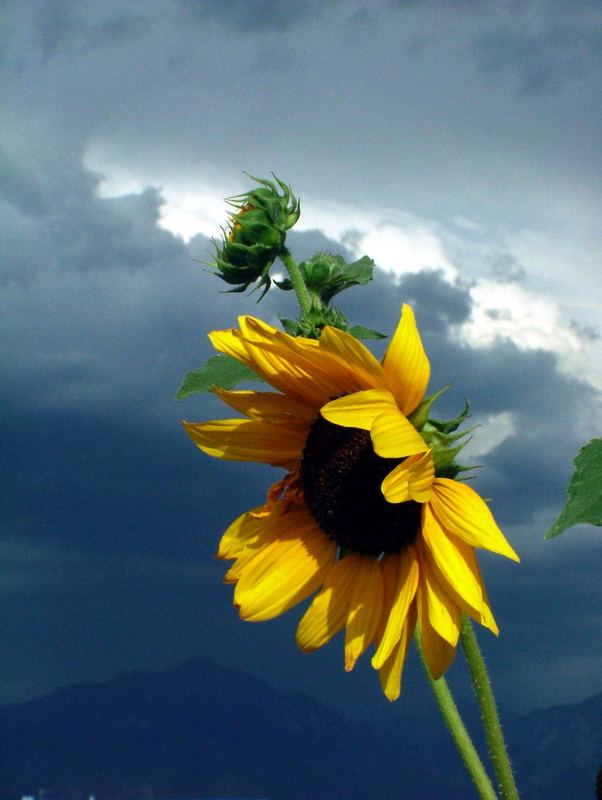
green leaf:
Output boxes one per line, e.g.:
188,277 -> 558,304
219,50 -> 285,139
341,255 -> 375,285
545,438 -> 602,539
347,325 -> 387,340
176,355 -> 264,400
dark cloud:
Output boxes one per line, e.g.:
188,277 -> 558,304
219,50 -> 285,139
34,0 -> 148,61
489,251 -> 526,283
570,317 -> 600,342
1,0 -> 601,722
176,0 -> 332,32
474,23 -> 602,94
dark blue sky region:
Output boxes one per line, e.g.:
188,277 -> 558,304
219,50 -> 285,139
1,0 -> 601,719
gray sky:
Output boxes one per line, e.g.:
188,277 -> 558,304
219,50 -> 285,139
2,0 -> 601,717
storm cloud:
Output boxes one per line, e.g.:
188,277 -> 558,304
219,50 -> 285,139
1,0 -> 601,719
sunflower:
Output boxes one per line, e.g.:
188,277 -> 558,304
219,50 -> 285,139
183,304 -> 519,700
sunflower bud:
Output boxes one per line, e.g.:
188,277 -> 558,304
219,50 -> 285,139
212,175 -> 300,297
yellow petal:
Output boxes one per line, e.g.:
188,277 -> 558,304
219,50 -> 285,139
431,479 -> 520,561
381,461 -> 412,503
371,546 -> 419,669
224,507 -> 311,582
319,326 -> 387,390
218,505 -> 271,560
370,408 -> 427,459
344,556 -> 383,671
377,605 -> 416,702
240,315 -> 314,348
211,320 -> 325,407
382,304 -> 430,415
213,388 -> 315,426
242,317 -> 362,405
416,600 -> 457,680
375,553 -> 400,641
477,582 -> 499,637
381,451 -> 434,504
234,517 -> 336,621
209,326 -> 254,367
419,560 -> 461,647
183,418 -> 306,465
421,503 -> 484,615
320,389 -> 398,430
296,557 -> 357,652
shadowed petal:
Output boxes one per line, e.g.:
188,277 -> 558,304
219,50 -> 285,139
218,505 -> 270,560
420,561 -> 461,647
377,605 -> 417,702
213,388 -> 315,425
296,557 -> 357,652
372,546 -> 419,669
183,418 -> 306,465
416,592 -> 457,680
224,508 -> 313,583
234,518 -> 336,621
345,556 -> 384,671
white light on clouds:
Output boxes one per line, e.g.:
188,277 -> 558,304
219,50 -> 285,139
460,280 -> 582,353
358,223 -> 458,282
463,411 -> 516,460
82,148 -> 602,392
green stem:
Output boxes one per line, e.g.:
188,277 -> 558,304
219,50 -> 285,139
280,246 -> 312,317
414,630 -> 498,800
460,615 -> 520,800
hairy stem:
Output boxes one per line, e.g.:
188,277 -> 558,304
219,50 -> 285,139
460,616 -> 520,800
280,247 -> 312,317
414,629 -> 498,800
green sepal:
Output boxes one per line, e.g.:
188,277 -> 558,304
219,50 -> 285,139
176,355 -> 265,400
545,438 -> 602,539
409,385 -> 450,431
276,253 -> 374,296
279,317 -> 301,336
421,422 -> 476,450
277,252 -> 379,339
433,442 -> 472,472
428,399 -> 470,434
278,305 -> 349,339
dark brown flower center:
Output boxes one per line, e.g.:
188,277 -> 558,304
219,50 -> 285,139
300,415 -> 421,555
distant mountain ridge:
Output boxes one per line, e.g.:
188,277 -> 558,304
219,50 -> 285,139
1,656 -> 599,800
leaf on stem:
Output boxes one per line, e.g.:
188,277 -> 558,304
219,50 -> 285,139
176,355 -> 265,400
545,438 -> 602,539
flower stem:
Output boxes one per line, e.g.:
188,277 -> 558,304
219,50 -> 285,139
414,630 -> 498,800
280,246 -> 312,317
460,615 -> 520,800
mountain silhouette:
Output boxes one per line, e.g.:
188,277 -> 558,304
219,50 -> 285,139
1,656 -> 599,799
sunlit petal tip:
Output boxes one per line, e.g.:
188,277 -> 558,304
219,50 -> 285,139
432,479 -> 520,562
319,326 -> 387,388
486,615 -> 500,637
382,304 -> 431,416
370,409 -> 427,459
320,389 -> 396,431
380,463 -> 411,504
